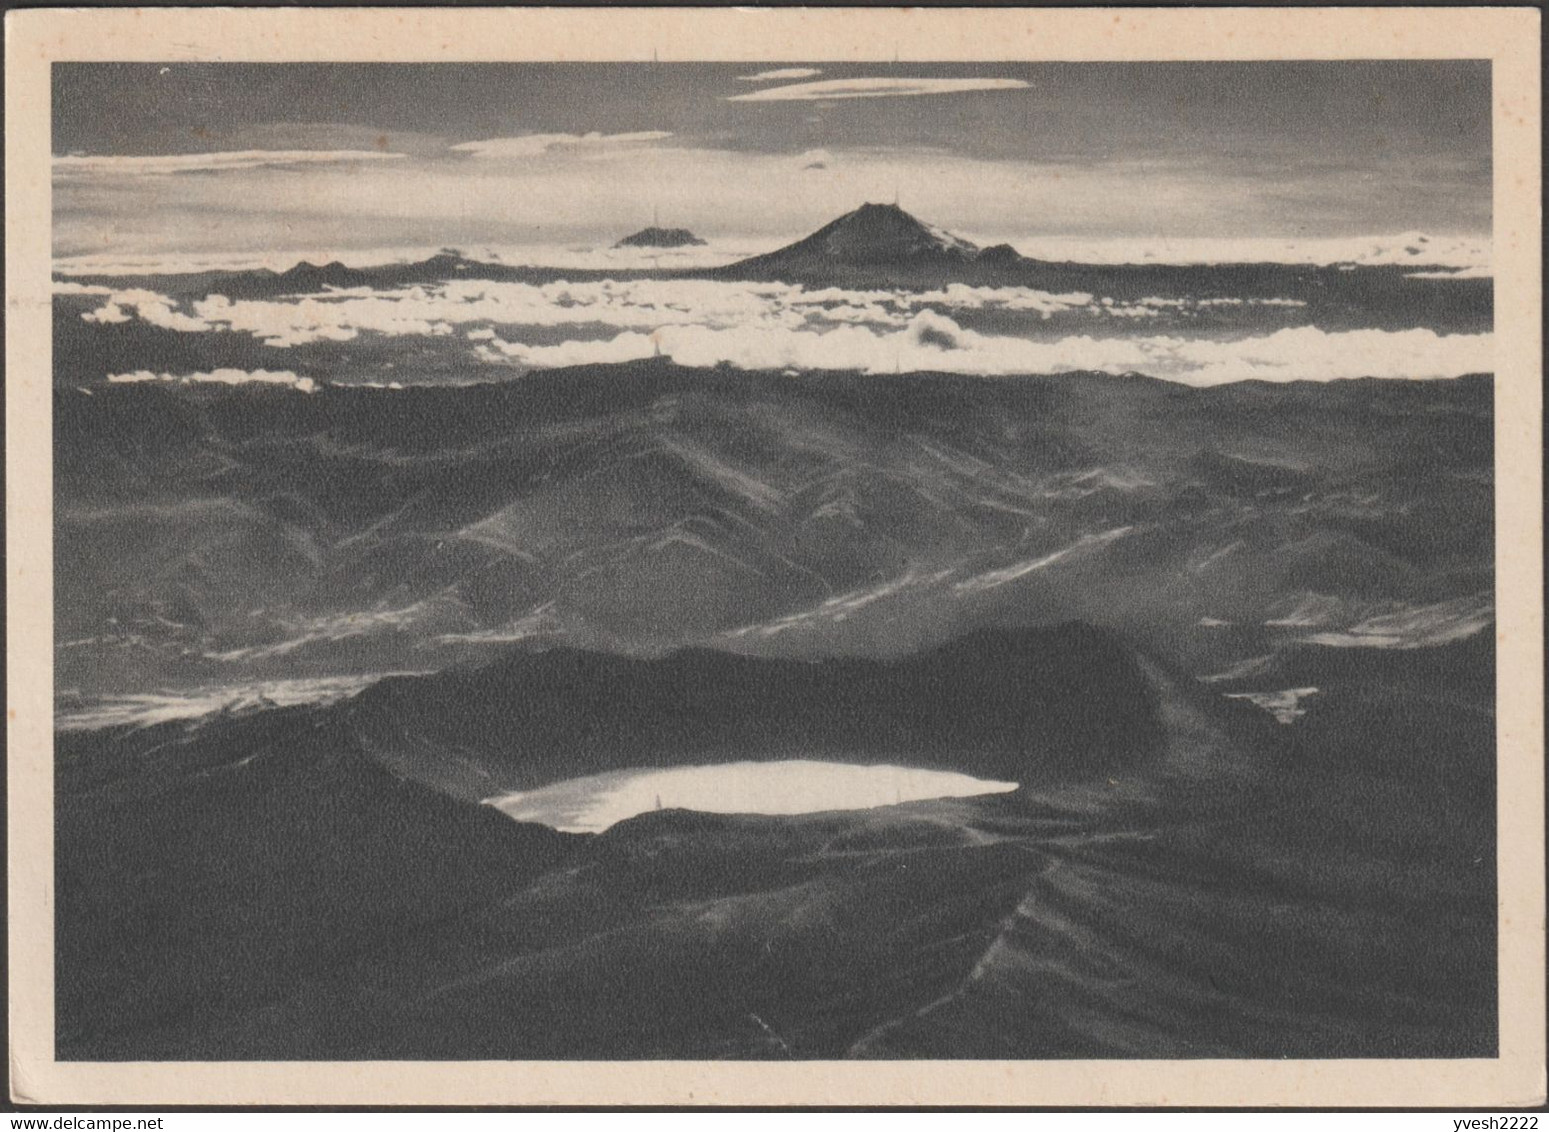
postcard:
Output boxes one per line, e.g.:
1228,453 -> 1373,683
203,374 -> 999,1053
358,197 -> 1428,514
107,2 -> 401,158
6,6 -> 1543,1108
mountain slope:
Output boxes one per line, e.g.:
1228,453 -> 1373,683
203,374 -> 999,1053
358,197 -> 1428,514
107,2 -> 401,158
54,617 -> 1490,1060
54,369 -> 1494,725
339,622 -> 1271,801
744,202 -> 978,264
705,205 -> 1496,318
55,706 -> 577,1058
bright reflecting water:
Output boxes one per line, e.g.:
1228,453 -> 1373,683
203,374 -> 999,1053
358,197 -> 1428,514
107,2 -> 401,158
487,759 -> 1020,834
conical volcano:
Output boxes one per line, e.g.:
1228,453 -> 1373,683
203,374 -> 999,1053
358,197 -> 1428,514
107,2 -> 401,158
778,202 -> 979,262
719,202 -> 1021,284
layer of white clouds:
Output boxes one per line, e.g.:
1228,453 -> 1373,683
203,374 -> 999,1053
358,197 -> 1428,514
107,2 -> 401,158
72,278 -> 1488,385
53,149 -> 407,176
737,68 -> 824,82
68,277 -> 1154,346
450,131 -> 673,159
477,316 -> 1492,386
1405,265 -> 1493,280
728,77 -> 1031,102
107,368 -> 319,393
51,280 -> 117,294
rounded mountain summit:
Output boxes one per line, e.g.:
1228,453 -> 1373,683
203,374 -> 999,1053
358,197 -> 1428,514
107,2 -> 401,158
614,226 -> 708,248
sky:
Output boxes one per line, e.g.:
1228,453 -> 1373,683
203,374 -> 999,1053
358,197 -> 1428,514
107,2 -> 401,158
53,61 -> 1492,263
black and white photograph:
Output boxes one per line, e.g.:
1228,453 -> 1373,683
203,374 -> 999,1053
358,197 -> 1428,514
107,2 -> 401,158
7,5 -> 1544,1110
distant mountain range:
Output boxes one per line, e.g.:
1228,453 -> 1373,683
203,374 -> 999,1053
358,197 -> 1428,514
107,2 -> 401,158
54,363 -> 1493,715
55,202 -> 1493,324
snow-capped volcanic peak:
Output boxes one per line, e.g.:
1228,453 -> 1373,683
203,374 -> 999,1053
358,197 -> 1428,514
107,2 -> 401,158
785,202 -> 981,262
918,218 -> 981,257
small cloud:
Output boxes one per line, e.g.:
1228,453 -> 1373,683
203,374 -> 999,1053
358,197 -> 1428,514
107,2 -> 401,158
737,67 -> 823,82
1406,266 -> 1492,280
53,149 -> 407,177
450,131 -> 672,159
909,310 -> 963,350
729,77 -> 1030,102
80,288 -> 210,331
81,302 -> 131,325
227,123 -> 453,159
52,280 -> 115,296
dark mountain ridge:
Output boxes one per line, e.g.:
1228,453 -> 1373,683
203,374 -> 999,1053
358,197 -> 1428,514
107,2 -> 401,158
53,367 -> 1493,714
341,622 -> 1263,800
55,700 -> 577,1058
50,356 -> 1496,1064
615,226 -> 707,248
55,615 -> 1490,1060
60,251 -> 665,303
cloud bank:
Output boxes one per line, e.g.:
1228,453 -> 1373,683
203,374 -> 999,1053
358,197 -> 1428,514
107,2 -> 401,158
479,316 -> 1491,386
737,68 -> 824,82
450,132 -> 673,159
729,77 -> 1031,102
70,277 -> 1156,345
53,149 -> 407,176
107,368 -> 319,393
72,278 -> 1487,386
